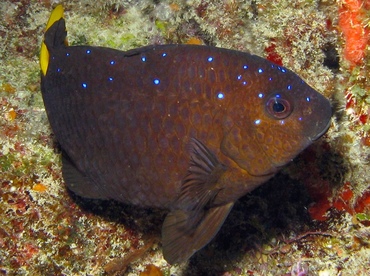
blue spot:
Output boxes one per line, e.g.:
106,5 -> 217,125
52,56 -> 55,60
258,93 -> 264,98
269,77 -> 273,81
217,92 -> 224,99
258,68 -> 264,73
298,117 -> 303,121
306,97 -> 311,102
82,83 -> 87,88
281,68 -> 286,73
86,49 -> 91,54
242,81 -> 247,85
57,68 -> 61,72
162,53 -> 167,57
254,119 -> 261,125
271,64 -> 275,68
287,85 -> 292,90
66,53 -> 70,57
243,65 -> 248,69
141,56 -> 147,62
280,120 -> 285,125
275,94 -> 281,98
110,60 -> 116,65
108,77 -> 114,81
207,56 -> 214,62
153,79 -> 160,85
237,75 -> 242,80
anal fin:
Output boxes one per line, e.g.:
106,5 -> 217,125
162,202 -> 234,264
62,152 -> 106,199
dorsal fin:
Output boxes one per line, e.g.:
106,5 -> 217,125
162,138 -> 234,264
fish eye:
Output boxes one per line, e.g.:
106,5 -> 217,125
266,94 -> 292,119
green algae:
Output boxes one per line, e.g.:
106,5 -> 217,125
155,19 -> 168,34
356,213 -> 370,222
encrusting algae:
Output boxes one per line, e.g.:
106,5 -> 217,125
1,0 -> 370,275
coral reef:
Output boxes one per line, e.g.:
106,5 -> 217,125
1,0 -> 369,275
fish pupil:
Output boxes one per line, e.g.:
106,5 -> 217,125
273,101 -> 285,113
266,95 -> 292,119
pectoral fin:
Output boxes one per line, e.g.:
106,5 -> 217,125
162,138 -> 233,264
176,138 -> 226,211
162,202 -> 234,264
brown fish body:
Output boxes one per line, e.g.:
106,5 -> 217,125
40,8 -> 332,264
44,43 -> 273,207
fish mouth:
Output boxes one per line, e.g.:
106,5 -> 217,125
309,118 -> 331,142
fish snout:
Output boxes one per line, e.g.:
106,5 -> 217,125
305,97 -> 332,142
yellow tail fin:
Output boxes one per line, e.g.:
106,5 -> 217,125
40,5 -> 65,76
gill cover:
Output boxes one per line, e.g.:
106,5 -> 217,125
40,5 -> 66,76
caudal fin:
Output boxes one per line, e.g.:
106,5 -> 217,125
40,5 -> 67,76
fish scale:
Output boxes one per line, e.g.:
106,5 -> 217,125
40,5 -> 332,264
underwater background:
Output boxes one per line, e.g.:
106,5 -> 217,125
1,0 -> 370,275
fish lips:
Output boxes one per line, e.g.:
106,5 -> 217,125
309,117 -> 331,141
307,100 -> 333,142
302,92 -> 333,142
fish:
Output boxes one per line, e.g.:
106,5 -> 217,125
40,5 -> 332,264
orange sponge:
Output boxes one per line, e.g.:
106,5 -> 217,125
338,0 -> 370,67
